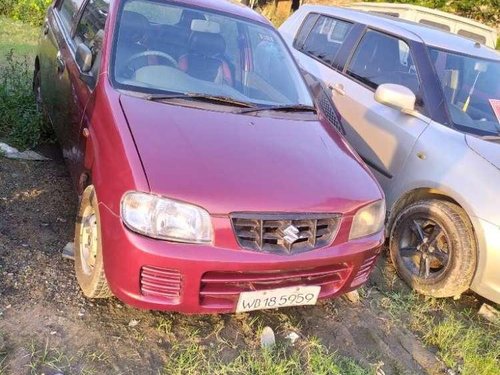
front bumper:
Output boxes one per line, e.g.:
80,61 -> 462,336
470,217 -> 500,304
99,204 -> 384,313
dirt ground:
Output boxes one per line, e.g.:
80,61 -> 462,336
0,150 -> 452,374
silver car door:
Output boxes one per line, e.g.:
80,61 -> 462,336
329,30 -> 430,192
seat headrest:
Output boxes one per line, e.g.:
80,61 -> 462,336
120,11 -> 149,43
188,32 -> 226,57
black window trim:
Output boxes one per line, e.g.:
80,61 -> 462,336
53,0 -> 88,52
293,12 -> 355,71
55,0 -> 87,39
293,12 -> 459,126
342,27 -> 428,116
53,0 -> 108,89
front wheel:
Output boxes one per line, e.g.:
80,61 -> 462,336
74,186 -> 113,298
389,199 -> 476,298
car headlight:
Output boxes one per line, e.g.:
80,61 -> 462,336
349,199 -> 385,240
121,192 -> 213,243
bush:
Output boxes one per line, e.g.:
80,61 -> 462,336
0,0 -> 52,26
0,50 -> 52,149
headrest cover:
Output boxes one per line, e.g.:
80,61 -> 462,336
189,32 -> 226,57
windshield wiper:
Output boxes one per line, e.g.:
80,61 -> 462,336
145,92 -> 255,108
238,104 -> 317,114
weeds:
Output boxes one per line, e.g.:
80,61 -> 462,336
0,49 -> 52,150
25,339 -> 109,375
162,335 -> 368,375
26,339 -> 72,374
0,332 -> 7,375
379,290 -> 500,375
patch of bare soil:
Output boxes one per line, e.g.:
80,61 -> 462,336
0,153 -> 446,374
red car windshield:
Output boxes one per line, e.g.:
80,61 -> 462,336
112,0 -> 313,107
430,48 -> 500,136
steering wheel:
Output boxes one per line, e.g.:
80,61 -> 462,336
124,50 -> 178,72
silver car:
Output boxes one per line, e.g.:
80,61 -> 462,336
280,5 -> 500,303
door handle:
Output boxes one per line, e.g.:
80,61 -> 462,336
56,51 -> 65,73
329,83 -> 345,96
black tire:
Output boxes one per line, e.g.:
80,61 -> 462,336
74,186 -> 113,298
389,199 -> 476,298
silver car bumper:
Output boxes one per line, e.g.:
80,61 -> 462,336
470,217 -> 500,304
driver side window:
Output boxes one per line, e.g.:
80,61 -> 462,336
73,0 -> 109,73
59,0 -> 85,31
347,30 -> 420,95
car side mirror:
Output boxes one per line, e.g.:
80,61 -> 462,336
374,83 -> 416,113
75,43 -> 97,87
76,43 -> 92,73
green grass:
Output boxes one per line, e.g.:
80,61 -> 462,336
0,16 -> 52,149
162,336 -> 369,375
378,290 -> 500,375
0,332 -> 7,375
0,15 -> 38,62
24,339 -> 109,375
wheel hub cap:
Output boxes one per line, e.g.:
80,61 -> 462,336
80,205 -> 98,275
398,218 -> 450,280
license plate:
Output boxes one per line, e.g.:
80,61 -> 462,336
236,285 -> 320,313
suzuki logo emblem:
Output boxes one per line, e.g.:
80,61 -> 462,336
282,225 -> 300,245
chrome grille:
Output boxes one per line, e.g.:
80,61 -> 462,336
231,213 -> 341,254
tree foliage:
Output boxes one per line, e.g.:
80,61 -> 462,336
1,1 -> 499,27
367,0 -> 499,27
0,0 -> 52,25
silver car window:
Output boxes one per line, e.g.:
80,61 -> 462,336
299,15 -> 352,66
346,30 -> 420,95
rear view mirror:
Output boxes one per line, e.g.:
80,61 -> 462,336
191,19 -> 220,33
76,43 -> 92,73
374,83 -> 416,113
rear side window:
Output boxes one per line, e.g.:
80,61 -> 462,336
74,0 -> 109,71
296,14 -> 352,66
293,13 -> 319,49
346,30 -> 420,94
59,0 -> 85,30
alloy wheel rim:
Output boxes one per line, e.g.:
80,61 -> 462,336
398,216 -> 451,280
79,205 -> 98,275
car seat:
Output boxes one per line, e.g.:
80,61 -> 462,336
178,32 -> 233,85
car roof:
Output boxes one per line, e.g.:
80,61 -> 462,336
299,5 -> 500,61
348,2 -> 496,33
145,0 -> 271,26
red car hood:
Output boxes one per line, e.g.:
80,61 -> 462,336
120,95 -> 381,214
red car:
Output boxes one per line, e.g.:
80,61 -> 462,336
34,0 -> 385,313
